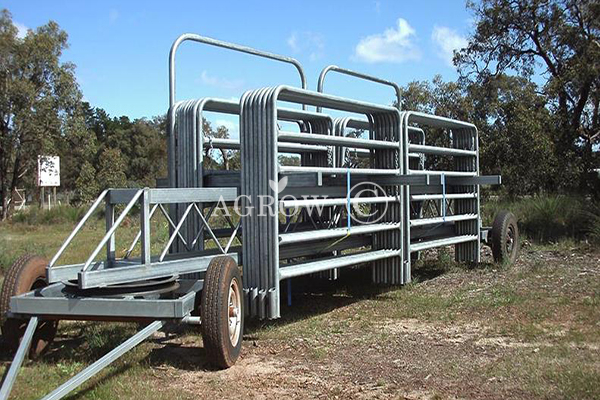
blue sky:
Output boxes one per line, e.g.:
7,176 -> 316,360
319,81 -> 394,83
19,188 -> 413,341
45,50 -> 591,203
4,0 -> 473,133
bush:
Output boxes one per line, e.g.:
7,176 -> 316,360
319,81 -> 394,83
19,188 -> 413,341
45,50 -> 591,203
482,195 -> 596,243
520,196 -> 588,242
11,205 -> 89,225
584,202 -> 600,244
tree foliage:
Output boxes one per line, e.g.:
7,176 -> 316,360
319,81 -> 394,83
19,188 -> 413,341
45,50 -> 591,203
456,0 -> 600,192
401,74 -> 560,195
74,161 -> 98,204
0,10 -> 82,218
203,119 -> 240,170
97,148 -> 127,189
2,3 -> 598,219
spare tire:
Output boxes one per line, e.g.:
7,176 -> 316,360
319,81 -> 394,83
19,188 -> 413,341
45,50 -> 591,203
0,254 -> 58,358
491,211 -> 520,265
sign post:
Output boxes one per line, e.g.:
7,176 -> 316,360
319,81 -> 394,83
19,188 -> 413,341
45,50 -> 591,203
37,156 -> 60,208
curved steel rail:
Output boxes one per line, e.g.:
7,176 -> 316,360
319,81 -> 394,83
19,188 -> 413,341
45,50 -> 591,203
316,65 -> 401,112
169,33 -> 307,108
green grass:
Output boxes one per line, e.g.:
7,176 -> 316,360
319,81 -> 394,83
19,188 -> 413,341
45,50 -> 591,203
0,239 -> 598,399
0,205 -> 239,272
482,195 -> 599,243
11,205 -> 92,226
0,217 -> 168,272
0,203 -> 599,399
488,344 -> 600,400
5,323 -> 194,400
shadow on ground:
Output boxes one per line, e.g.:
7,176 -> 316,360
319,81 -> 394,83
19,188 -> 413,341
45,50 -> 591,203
0,261 -> 460,376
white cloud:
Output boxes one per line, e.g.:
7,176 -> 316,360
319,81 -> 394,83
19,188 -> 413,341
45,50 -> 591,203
199,70 -> 244,91
109,9 -> 119,23
287,31 -> 325,61
431,26 -> 467,67
354,18 -> 421,63
287,33 -> 299,52
215,119 -> 237,132
14,22 -> 28,39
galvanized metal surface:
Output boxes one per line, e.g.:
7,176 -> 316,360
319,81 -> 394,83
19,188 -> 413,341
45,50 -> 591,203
0,32 -> 505,399
0,317 -> 38,400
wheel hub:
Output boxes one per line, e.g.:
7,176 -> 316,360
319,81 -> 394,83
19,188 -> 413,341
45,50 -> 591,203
228,278 -> 241,346
506,226 -> 515,255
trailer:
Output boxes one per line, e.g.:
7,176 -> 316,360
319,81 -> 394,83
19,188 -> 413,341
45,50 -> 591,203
0,33 -> 519,400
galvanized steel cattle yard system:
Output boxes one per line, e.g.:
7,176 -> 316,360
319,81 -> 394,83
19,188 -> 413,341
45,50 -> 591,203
0,34 -> 519,399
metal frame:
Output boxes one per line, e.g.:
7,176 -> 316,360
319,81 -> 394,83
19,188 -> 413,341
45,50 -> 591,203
239,85 -> 417,319
47,187 -> 238,289
0,33 -> 505,400
316,65 -> 401,112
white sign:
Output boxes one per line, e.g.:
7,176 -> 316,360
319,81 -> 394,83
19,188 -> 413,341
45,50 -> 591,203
38,156 -> 60,187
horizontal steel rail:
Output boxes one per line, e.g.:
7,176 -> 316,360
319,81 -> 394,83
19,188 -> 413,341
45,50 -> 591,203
410,193 -> 477,201
10,282 -> 201,319
205,136 -> 418,159
205,137 -> 329,153
279,249 -> 401,279
408,143 -> 476,157
407,169 -> 477,177
279,222 -> 401,245
401,112 -> 478,130
276,85 -> 400,115
426,175 -> 501,186
410,235 -> 478,252
280,196 -> 397,209
109,187 -> 237,204
278,130 -> 400,149
410,214 -> 478,227
280,166 -> 401,175
78,253 -> 238,289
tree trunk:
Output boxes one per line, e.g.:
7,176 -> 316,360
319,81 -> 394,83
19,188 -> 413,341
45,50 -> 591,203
221,150 -> 229,171
1,187 -> 8,221
581,137 -> 596,192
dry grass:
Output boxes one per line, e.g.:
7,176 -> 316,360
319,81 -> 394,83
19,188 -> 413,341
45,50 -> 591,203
0,218 -> 598,399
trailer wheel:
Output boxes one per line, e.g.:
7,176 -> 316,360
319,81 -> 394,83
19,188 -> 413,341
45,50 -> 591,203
491,210 -> 520,265
201,256 -> 243,368
0,254 -> 58,358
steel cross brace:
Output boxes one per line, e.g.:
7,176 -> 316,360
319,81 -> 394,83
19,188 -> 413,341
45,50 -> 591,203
0,319 -> 165,400
0,317 -> 38,400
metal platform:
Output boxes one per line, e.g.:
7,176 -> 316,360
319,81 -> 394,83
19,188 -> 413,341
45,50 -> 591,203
8,279 -> 203,320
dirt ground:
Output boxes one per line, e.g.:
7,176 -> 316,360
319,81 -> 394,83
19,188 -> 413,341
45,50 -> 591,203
2,242 -> 599,400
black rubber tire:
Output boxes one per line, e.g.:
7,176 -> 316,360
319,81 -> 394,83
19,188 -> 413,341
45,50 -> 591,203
491,210 -> 520,265
0,254 -> 58,358
200,256 -> 243,369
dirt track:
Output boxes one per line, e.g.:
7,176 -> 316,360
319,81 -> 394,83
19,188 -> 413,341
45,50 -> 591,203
136,244 -> 600,400
1,243 -> 598,399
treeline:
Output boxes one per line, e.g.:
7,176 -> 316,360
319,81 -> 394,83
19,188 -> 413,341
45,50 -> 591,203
453,0 -> 600,195
1,1 -> 599,221
64,104 -> 167,203
398,74 -> 595,196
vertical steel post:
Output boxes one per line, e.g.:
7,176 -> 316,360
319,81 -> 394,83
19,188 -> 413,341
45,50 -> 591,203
140,188 -> 151,265
105,200 -> 115,265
